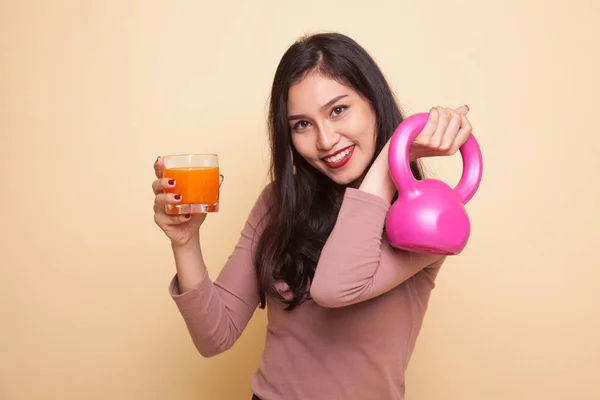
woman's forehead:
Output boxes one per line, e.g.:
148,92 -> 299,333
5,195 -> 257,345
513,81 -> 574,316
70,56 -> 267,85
287,72 -> 356,113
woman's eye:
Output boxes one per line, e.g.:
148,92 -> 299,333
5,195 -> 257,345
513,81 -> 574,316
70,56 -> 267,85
293,120 -> 310,131
331,106 -> 348,117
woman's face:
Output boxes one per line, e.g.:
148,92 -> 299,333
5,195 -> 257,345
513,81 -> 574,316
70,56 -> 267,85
287,71 -> 377,186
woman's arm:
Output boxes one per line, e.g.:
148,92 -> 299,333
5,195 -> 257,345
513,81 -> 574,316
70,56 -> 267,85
310,142 -> 443,308
310,106 -> 471,307
168,186 -> 271,356
309,187 -> 444,308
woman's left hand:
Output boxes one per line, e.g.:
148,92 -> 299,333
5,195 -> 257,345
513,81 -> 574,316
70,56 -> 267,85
409,105 -> 472,161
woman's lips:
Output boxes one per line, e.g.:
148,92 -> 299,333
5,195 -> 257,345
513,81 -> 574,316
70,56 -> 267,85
322,145 -> 355,169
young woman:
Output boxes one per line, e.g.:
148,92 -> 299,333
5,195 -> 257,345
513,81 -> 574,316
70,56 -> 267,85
152,32 -> 473,400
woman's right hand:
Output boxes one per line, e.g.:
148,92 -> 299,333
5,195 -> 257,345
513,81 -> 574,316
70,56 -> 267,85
152,156 -> 206,247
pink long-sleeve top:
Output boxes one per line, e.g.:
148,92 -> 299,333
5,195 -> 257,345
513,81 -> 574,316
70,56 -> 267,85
168,186 -> 445,400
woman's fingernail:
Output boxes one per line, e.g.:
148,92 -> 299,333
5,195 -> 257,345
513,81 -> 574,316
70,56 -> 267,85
168,179 -> 175,185
465,105 -> 470,111
174,194 -> 181,200
185,214 -> 191,218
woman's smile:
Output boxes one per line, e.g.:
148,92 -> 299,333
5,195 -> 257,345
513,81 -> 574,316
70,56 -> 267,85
322,144 -> 355,169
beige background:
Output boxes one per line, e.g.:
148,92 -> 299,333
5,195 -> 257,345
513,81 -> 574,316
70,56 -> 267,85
2,0 -> 599,399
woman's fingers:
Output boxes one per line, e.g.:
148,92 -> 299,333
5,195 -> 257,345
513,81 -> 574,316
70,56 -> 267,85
454,105 -> 469,115
154,156 -> 164,179
410,105 -> 473,158
440,108 -> 463,153
153,208 -> 191,226
152,177 -> 176,195
416,107 -> 439,143
430,106 -> 450,148
451,114 -> 473,153
154,192 -> 181,206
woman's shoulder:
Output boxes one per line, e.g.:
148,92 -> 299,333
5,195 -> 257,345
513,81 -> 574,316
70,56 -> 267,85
245,181 -> 276,225
254,181 -> 276,209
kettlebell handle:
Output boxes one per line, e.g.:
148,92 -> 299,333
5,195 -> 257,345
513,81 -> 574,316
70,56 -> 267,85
388,112 -> 483,204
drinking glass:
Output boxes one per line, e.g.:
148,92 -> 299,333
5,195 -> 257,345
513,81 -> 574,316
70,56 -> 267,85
161,154 -> 220,214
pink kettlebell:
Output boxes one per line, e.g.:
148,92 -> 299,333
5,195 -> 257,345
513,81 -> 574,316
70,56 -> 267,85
385,112 -> 483,255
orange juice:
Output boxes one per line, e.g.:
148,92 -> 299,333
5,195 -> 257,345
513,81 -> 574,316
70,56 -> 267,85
163,166 -> 219,204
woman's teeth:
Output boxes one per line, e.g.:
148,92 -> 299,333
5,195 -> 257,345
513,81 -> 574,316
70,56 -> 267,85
325,146 -> 353,163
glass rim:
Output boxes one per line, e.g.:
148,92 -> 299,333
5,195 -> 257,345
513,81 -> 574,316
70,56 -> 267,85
162,153 -> 218,158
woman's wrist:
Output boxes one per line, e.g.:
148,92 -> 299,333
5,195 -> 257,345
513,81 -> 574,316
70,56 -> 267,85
358,159 -> 396,203
171,239 -> 199,257
171,233 -> 200,252
171,235 -> 206,293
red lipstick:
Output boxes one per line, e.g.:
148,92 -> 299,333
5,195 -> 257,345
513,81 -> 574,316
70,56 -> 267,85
322,145 -> 355,170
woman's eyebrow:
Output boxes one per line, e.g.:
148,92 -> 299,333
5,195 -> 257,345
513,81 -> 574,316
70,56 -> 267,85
287,94 -> 349,121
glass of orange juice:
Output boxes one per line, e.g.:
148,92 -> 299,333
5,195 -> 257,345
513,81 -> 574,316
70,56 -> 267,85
162,154 -> 220,214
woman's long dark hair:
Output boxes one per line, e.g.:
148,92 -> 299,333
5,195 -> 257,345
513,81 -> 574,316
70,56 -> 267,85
254,32 -> 424,310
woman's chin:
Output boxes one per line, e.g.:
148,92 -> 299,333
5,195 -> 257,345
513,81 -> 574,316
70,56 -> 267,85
314,159 -> 366,187
325,170 -> 363,187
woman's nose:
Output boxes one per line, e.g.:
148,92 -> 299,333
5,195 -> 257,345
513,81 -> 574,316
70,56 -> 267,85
316,126 -> 340,151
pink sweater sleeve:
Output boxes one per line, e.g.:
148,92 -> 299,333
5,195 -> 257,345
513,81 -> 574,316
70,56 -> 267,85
168,186 -> 271,357
310,188 -> 445,308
